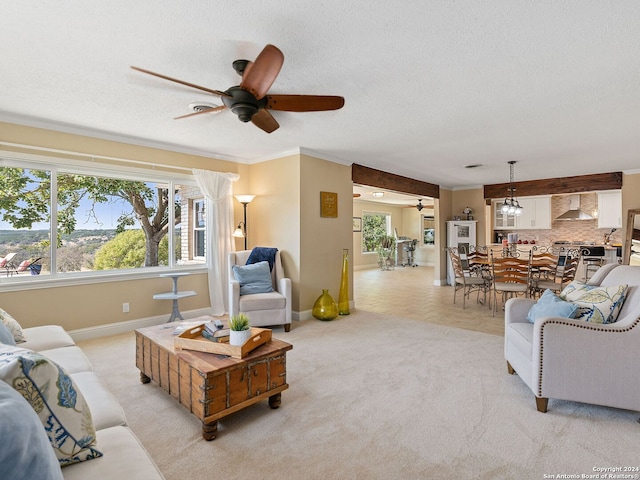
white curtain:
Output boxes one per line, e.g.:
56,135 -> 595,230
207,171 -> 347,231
192,169 -> 240,316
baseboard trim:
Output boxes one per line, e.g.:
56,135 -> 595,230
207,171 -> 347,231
68,307 -> 214,341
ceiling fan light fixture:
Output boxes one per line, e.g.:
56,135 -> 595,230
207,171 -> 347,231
188,102 -> 219,112
230,103 -> 258,122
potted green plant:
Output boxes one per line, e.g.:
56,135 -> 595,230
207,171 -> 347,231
229,313 -> 252,346
376,235 -> 396,270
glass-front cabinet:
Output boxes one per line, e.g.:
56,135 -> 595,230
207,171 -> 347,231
493,196 -> 551,230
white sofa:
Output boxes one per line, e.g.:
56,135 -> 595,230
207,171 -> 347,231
1,324 -> 164,479
504,264 -> 640,413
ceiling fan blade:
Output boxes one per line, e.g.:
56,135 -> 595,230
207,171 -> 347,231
266,95 -> 345,112
131,66 -> 231,98
174,105 -> 226,120
251,109 -> 279,133
240,44 -> 284,100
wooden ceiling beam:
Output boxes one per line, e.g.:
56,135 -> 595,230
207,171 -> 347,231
484,172 -> 622,199
352,164 -> 440,199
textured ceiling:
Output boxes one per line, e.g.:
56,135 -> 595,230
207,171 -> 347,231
1,1 -> 639,189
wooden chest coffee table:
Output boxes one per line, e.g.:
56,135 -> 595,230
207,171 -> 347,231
135,324 -> 292,440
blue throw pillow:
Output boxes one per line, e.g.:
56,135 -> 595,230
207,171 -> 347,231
0,380 -> 63,480
526,289 -> 579,324
232,261 -> 274,295
0,322 -> 16,346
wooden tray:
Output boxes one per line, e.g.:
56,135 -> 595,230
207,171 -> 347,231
175,324 -> 272,359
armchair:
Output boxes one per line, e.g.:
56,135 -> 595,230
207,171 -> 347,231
228,249 -> 292,331
504,264 -> 640,413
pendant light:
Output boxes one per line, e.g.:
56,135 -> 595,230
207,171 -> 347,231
500,161 -> 523,216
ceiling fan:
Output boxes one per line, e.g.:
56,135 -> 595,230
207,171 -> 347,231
131,44 -> 345,133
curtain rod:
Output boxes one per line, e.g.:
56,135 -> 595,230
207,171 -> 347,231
0,141 -> 193,173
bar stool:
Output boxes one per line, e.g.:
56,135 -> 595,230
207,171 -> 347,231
580,246 -> 605,282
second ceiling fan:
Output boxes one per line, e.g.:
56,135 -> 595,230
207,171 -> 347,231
131,44 -> 345,133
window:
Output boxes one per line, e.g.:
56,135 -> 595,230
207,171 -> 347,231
193,199 -> 206,259
361,211 -> 391,253
0,155 -> 204,282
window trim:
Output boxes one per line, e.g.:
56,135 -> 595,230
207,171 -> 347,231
0,151 -> 204,288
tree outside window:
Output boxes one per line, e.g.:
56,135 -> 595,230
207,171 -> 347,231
362,212 -> 391,253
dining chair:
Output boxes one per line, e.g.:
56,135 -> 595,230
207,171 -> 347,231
446,247 -> 491,309
528,248 -> 559,298
490,251 -> 530,317
535,254 -> 579,295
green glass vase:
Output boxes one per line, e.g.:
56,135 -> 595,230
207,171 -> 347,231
338,249 -> 350,315
312,289 -> 338,321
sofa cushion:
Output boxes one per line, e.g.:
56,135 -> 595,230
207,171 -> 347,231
506,322 -> 534,358
61,426 -> 165,480
71,372 -> 127,430
233,261 -> 274,295
39,346 -> 93,374
0,380 -> 63,480
0,346 -> 102,467
238,291 -> 286,312
526,289 -> 578,324
20,325 -> 76,351
0,320 -> 16,346
0,307 -> 26,343
560,282 -> 628,324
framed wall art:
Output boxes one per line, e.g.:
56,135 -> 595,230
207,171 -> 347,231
320,191 -> 338,218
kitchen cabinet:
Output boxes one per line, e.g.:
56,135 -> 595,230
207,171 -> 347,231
493,196 -> 551,230
597,191 -> 622,229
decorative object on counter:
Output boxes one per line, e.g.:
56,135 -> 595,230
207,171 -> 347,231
604,228 -> 616,245
312,289 -> 338,321
500,161 -> 523,216
463,206 -> 473,220
338,249 -> 350,315
229,313 -> 252,346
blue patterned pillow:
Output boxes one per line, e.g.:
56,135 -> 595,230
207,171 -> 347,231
527,289 -> 579,324
559,282 -> 628,324
0,346 -> 102,467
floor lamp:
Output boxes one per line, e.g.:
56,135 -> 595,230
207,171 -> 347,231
233,194 -> 255,250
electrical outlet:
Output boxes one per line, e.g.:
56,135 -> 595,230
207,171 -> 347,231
122,303 -> 130,313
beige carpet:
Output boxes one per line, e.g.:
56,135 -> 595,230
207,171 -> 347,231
78,311 -> 639,480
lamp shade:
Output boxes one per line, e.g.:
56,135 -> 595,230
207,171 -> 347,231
234,194 -> 256,204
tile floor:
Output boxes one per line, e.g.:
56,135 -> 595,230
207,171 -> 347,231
353,265 -> 505,336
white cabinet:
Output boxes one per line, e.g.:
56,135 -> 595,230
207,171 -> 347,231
493,200 -> 517,229
597,191 -> 622,229
493,196 -> 551,230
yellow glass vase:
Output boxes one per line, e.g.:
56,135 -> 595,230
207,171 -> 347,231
338,249 -> 350,315
312,289 -> 338,321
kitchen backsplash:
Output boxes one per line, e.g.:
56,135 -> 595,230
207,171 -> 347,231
501,193 -> 623,245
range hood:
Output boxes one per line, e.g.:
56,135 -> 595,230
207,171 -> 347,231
555,194 -> 594,221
